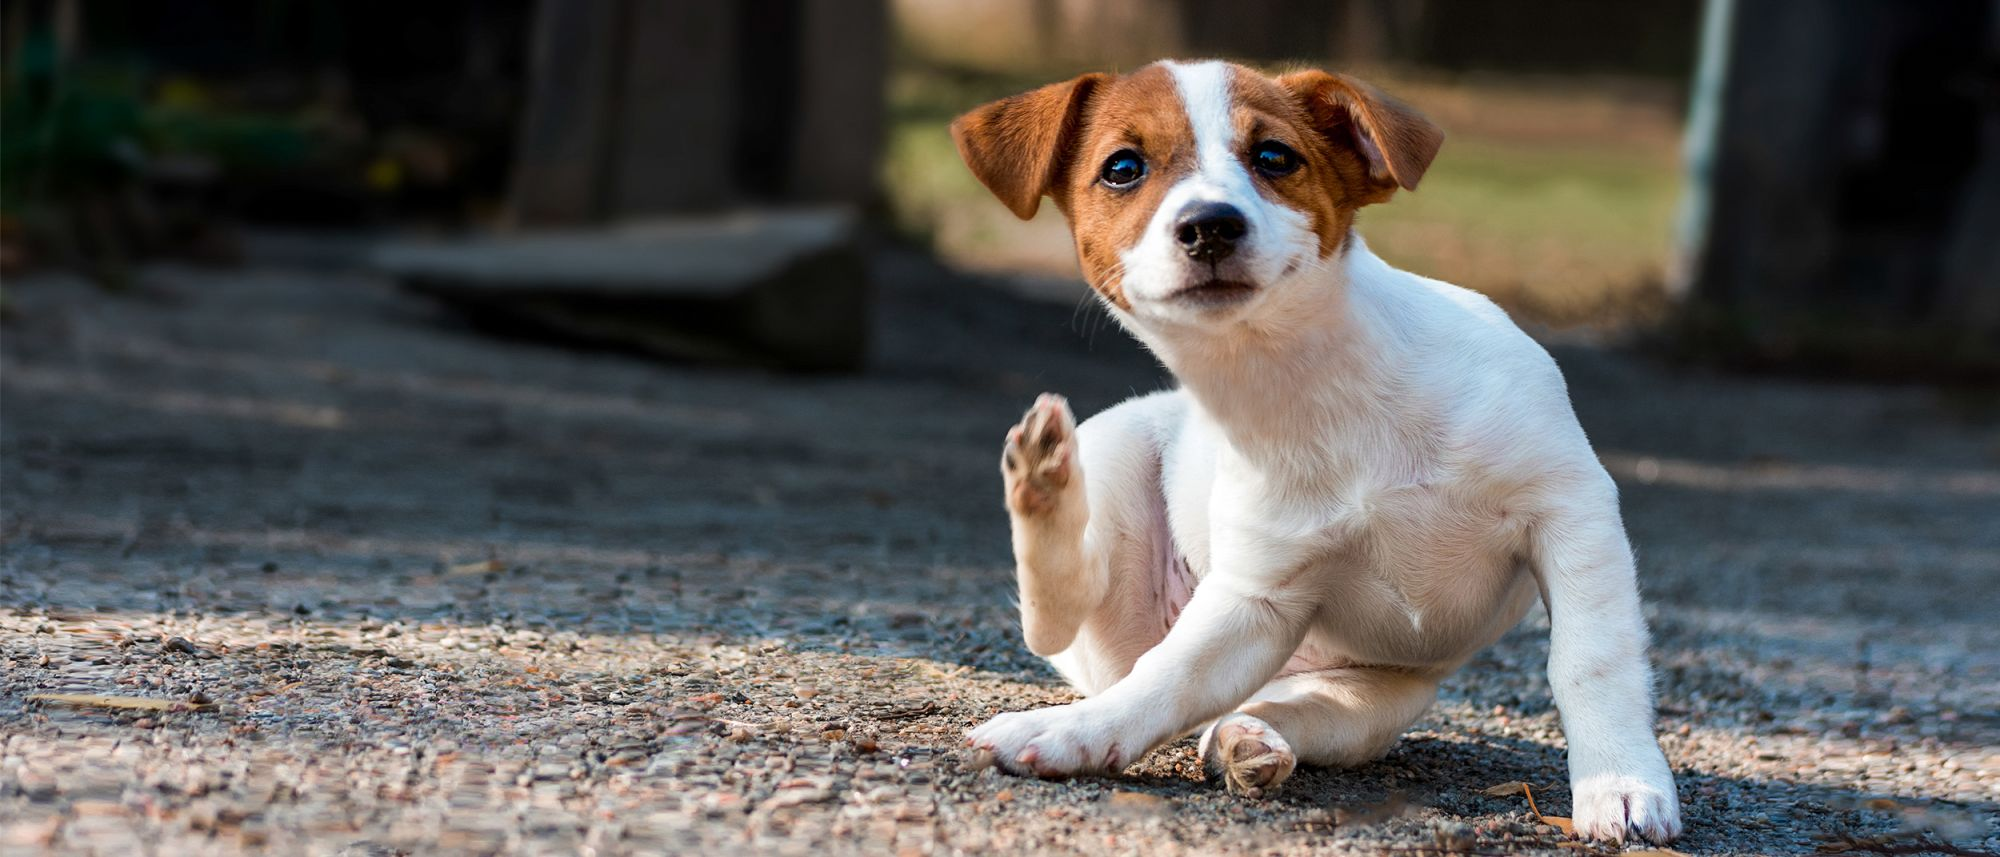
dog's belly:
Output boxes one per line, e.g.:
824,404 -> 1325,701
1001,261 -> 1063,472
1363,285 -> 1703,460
1295,549 -> 1539,671
1176,480 -> 1540,675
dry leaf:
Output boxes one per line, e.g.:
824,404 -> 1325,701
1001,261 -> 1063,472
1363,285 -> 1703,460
448,559 -> 504,576
1481,780 -> 1572,836
28,693 -> 217,713
1625,849 -> 1690,856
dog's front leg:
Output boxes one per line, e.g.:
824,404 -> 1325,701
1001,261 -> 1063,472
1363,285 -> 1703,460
1002,394 -> 1105,657
969,544 -> 1316,778
1535,483 -> 1682,843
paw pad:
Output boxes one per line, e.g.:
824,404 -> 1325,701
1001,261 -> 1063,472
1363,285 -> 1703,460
1002,394 -> 1077,515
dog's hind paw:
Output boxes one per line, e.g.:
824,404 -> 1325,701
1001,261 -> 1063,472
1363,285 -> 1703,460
1002,393 -> 1078,516
1201,713 -> 1296,799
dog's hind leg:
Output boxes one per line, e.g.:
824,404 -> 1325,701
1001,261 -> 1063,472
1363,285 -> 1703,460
1200,667 -> 1440,797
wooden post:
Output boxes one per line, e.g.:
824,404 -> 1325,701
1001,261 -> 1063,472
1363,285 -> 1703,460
787,0 -> 888,205
450,1 -> 884,371
1680,0 -> 1999,376
1933,3 -> 2000,342
607,2 -> 738,215
506,0 -> 885,224
505,1 -> 625,226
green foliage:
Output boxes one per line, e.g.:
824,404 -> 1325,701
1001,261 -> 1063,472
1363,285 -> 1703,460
0,31 -> 316,216
1,34 -> 145,209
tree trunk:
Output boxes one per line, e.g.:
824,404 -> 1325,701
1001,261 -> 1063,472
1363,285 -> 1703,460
1680,0 -> 1999,378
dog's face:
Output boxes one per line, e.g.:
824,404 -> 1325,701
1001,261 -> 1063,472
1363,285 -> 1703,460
952,61 -> 1442,327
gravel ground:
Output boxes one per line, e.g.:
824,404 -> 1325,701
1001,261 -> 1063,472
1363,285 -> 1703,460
2,249 -> 1996,856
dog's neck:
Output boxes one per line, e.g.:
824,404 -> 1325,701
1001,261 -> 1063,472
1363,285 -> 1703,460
1127,240 -> 1425,481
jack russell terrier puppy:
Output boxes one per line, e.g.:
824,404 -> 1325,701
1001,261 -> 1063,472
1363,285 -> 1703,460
950,60 -> 1681,844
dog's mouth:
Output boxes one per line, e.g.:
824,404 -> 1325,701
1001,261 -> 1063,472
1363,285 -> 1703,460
1167,279 -> 1258,308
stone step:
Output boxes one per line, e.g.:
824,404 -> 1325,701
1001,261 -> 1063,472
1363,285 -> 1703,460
371,209 -> 868,371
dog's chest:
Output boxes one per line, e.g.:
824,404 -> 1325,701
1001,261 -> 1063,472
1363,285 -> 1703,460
1301,477 -> 1537,664
1332,479 -> 1530,618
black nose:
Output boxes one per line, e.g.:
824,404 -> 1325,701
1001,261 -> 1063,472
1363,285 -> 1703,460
1174,202 -> 1247,263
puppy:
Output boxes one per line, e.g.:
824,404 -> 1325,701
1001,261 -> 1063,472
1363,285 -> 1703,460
951,60 -> 1681,843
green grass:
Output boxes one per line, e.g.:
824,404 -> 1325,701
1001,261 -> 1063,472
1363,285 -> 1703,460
1361,135 -> 1679,323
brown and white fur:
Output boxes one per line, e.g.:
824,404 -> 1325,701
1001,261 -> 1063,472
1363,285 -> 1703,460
952,60 -> 1681,844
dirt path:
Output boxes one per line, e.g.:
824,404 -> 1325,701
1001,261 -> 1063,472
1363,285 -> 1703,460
2,250 -> 1995,855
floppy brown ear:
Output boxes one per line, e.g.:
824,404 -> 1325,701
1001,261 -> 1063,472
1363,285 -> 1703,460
1277,70 -> 1443,198
949,74 -> 1106,220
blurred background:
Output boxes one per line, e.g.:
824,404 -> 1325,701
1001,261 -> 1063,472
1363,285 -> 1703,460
3,0 -> 1994,374
4,3 -> 1999,855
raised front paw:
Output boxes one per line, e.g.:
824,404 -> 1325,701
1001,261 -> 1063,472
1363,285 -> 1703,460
967,702 -> 1132,778
1001,393 -> 1078,516
1571,771 -> 1682,844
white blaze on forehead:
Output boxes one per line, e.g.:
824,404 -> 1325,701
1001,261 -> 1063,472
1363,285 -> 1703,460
1166,60 -> 1240,181
1137,60 -> 1254,234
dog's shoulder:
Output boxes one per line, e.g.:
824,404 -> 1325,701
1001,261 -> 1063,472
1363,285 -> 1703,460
1353,249 -> 1563,396
1353,250 -> 1597,475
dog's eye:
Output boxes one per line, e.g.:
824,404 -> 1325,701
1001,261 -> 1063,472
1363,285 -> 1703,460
1251,141 -> 1301,177
1099,150 -> 1146,188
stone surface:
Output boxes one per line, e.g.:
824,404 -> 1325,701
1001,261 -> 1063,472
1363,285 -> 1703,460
374,210 -> 868,370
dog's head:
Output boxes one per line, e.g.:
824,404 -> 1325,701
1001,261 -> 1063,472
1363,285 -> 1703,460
951,61 -> 1441,328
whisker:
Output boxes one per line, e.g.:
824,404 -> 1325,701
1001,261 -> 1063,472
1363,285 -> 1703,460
1082,264 -> 1131,347
1069,288 -> 1096,334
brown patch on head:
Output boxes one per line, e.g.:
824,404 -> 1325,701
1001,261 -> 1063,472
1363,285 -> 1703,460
1224,69 -> 1356,258
1274,70 -> 1443,201
1237,67 -> 1444,258
953,65 -> 1193,309
1056,65 -> 1192,309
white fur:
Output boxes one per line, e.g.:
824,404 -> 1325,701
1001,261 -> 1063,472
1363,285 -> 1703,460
969,65 -> 1682,845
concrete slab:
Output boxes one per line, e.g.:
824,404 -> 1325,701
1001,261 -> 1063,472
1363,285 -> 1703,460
372,209 -> 868,371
